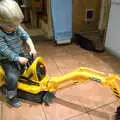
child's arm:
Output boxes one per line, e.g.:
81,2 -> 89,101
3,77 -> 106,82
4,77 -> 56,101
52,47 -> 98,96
17,25 -> 37,58
0,36 -> 19,61
0,36 -> 28,64
26,37 -> 37,58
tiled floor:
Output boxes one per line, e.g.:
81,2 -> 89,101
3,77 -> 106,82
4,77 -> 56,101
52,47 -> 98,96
0,39 -> 120,120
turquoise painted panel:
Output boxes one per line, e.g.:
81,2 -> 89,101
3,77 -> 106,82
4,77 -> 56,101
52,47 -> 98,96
51,0 -> 72,41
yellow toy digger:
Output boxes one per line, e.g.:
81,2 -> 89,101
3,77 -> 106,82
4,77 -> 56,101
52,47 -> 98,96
0,56 -> 120,119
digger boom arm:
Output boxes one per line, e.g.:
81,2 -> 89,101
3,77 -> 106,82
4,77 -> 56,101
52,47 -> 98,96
46,67 -> 120,101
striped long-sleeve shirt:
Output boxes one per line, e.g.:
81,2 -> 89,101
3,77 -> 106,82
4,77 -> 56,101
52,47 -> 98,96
0,25 -> 30,61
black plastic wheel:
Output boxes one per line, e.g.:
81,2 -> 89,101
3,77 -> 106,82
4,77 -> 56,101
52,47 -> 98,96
17,90 -> 55,104
115,106 -> 120,120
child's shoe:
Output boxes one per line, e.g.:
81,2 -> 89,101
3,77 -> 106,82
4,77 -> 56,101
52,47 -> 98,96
8,97 -> 21,107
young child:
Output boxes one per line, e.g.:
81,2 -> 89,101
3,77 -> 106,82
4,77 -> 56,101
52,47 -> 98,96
0,0 -> 37,107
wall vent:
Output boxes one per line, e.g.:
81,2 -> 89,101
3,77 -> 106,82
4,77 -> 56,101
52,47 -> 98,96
85,9 -> 94,21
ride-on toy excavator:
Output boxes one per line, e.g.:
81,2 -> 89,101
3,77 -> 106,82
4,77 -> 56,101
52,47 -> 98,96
0,56 -> 120,118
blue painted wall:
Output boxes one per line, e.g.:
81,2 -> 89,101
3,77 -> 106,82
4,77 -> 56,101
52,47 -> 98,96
51,0 -> 72,43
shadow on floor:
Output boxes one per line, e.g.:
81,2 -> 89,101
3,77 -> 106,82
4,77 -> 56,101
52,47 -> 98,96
54,97 -> 115,120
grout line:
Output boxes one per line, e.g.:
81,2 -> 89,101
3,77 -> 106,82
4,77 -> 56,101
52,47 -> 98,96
0,102 -> 3,120
85,100 -> 117,113
41,105 -> 48,120
87,112 -> 96,120
51,55 -> 63,75
63,100 -> 117,120
86,113 -> 94,120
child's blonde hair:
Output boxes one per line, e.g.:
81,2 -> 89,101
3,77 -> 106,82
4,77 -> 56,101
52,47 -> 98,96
0,0 -> 24,27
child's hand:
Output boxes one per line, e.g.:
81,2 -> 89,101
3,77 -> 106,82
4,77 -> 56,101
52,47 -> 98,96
29,49 -> 37,59
18,56 -> 28,64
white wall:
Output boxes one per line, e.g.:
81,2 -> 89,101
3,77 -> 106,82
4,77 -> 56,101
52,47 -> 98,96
105,0 -> 120,57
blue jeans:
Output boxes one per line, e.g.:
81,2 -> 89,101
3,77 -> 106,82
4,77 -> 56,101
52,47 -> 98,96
0,61 -> 22,98
0,53 -> 32,98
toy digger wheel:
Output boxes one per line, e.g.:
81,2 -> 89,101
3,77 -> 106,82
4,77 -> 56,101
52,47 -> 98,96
115,106 -> 120,120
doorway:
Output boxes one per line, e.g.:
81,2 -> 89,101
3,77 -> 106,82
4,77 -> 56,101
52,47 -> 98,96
72,0 -> 111,51
15,0 -> 49,38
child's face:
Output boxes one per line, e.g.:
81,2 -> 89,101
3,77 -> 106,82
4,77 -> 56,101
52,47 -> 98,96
2,23 -> 19,33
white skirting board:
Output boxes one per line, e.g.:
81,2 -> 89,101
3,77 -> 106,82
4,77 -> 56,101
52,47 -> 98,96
106,47 -> 120,58
55,39 -> 71,45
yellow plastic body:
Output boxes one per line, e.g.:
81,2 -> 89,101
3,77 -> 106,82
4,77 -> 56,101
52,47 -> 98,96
0,57 -> 120,101
0,66 -> 5,87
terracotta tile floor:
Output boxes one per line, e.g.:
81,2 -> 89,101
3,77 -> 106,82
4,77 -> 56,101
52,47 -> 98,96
1,40 -> 120,120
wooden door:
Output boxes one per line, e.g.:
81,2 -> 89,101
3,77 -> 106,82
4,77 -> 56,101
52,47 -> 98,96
73,0 -> 101,32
